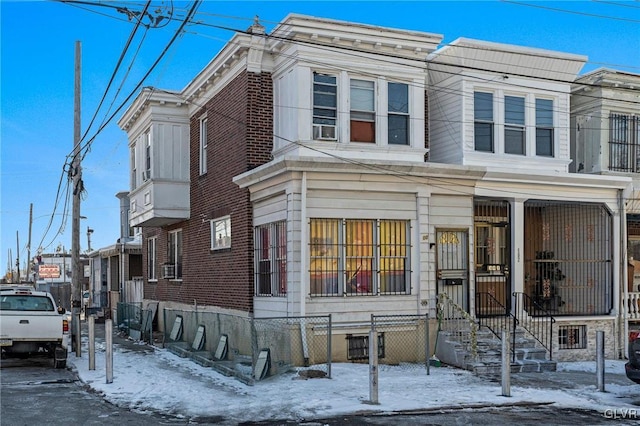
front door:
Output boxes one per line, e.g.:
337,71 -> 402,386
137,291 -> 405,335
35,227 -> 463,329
474,200 -> 511,316
436,229 -> 469,310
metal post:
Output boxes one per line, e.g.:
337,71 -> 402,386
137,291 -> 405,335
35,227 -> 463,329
74,313 -> 81,357
502,330 -> 511,397
597,330 -> 605,392
369,328 -> 379,405
426,313 -> 430,375
88,315 -> 95,370
327,314 -> 332,379
106,319 -> 113,384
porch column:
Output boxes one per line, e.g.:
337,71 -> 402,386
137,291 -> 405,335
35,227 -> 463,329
512,199 -> 525,295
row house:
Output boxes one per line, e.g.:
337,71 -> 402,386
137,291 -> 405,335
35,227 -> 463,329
571,68 -> 640,353
118,14 -> 631,363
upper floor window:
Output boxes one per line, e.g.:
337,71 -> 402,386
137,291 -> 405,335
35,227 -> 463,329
144,131 -> 151,180
535,99 -> 554,157
350,79 -> 376,143
254,221 -> 287,297
211,216 -> 231,250
147,237 -> 157,281
167,229 -> 183,280
309,218 -> 410,297
388,82 -> 409,145
312,73 -> 337,140
609,113 -> 640,172
504,95 -> 525,155
199,116 -> 208,175
474,92 -> 494,152
130,146 -> 137,189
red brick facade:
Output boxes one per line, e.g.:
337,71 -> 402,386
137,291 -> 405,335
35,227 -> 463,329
142,70 -> 273,313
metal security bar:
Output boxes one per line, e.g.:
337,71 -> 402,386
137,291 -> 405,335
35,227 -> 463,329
524,201 -> 613,316
609,113 -> 640,172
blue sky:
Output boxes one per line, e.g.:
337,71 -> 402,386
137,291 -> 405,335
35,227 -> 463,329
1,0 -> 639,276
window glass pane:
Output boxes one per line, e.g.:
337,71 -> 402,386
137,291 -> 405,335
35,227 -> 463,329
474,92 -> 493,121
314,73 -> 336,85
345,220 -> 374,294
505,96 -> 525,125
388,82 -> 408,113
536,99 -> 553,126
474,122 -> 493,152
536,128 -> 553,156
388,115 -> 408,145
505,128 -> 525,155
350,80 -> 374,111
310,219 -> 340,295
313,92 -> 337,108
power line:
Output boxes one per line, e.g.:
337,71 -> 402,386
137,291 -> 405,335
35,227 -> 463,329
501,0 -> 640,23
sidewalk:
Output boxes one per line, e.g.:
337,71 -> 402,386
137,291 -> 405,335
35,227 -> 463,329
68,320 -> 639,424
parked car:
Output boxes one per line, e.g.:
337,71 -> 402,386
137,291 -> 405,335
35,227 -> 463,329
625,330 -> 640,384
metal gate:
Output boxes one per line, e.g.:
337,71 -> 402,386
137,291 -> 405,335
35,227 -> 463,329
474,200 -> 511,316
436,230 -> 469,310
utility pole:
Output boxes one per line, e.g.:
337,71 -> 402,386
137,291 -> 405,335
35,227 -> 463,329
72,40 -> 83,356
16,231 -> 20,283
27,203 -> 33,282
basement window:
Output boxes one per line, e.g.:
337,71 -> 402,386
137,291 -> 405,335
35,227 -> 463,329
346,333 -> 385,361
558,325 -> 586,349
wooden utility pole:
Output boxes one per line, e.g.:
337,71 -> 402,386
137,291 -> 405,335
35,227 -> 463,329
72,40 -> 82,356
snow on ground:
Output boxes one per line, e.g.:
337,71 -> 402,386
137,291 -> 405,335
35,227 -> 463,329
68,335 -> 640,423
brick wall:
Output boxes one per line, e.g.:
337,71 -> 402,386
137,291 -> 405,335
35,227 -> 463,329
142,70 -> 273,314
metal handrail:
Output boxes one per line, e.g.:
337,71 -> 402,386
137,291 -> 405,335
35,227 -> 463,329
475,292 -> 518,363
437,293 -> 479,360
513,291 -> 556,360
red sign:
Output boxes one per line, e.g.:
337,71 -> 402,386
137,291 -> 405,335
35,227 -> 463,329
39,264 -> 61,279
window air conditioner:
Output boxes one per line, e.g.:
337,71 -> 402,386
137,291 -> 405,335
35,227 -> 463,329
161,264 -> 175,279
313,124 -> 336,140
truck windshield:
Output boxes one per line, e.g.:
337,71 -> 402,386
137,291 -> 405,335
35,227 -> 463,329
0,295 -> 54,311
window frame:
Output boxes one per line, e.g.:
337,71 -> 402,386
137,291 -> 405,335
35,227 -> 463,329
167,229 -> 183,280
309,218 -> 411,297
210,216 -> 231,251
388,82 -> 409,145
535,98 -> 554,157
504,95 -> 526,155
148,236 -> 157,282
474,91 -> 494,152
144,131 -> 151,179
254,221 -> 287,297
199,116 -> 208,175
350,78 -> 376,143
130,145 -> 137,190
312,73 -> 338,141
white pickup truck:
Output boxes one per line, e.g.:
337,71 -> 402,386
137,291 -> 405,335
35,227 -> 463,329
0,285 -> 70,368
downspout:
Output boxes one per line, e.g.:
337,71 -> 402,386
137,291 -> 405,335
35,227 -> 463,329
300,171 -> 308,317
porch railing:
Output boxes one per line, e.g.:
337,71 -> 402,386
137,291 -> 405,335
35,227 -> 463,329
513,292 -> 556,360
475,292 -> 518,363
626,291 -> 640,322
437,293 -> 478,361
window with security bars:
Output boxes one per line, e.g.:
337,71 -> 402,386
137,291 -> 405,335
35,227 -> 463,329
254,221 -> 287,296
309,218 -> 410,296
558,325 -> 586,349
346,333 -> 385,361
609,113 -> 640,172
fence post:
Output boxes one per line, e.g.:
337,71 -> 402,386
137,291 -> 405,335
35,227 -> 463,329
501,329 -> 511,397
597,330 -> 605,392
369,318 -> 379,405
105,319 -> 113,384
88,315 -> 95,370
327,314 -> 332,379
426,313 -> 430,375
